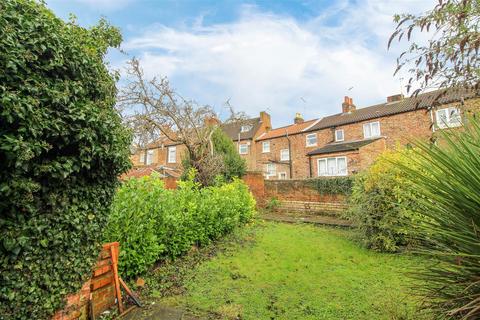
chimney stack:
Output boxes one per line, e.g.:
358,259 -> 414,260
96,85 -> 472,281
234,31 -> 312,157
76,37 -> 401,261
342,96 -> 356,113
294,112 -> 304,124
386,94 -> 404,103
260,111 -> 272,131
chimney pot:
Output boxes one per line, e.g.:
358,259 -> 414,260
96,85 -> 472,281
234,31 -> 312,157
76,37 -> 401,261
294,112 -> 304,124
387,94 -> 404,103
342,96 -> 356,113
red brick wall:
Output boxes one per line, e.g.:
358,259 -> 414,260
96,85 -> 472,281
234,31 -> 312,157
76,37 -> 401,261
242,171 -> 265,205
264,179 -> 346,203
52,243 -> 120,320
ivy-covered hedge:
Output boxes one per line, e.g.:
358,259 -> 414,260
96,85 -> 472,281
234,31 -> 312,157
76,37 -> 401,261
104,174 -> 256,277
306,176 -> 354,196
0,1 -> 131,319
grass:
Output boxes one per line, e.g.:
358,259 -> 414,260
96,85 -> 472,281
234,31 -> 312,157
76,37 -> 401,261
140,221 -> 432,320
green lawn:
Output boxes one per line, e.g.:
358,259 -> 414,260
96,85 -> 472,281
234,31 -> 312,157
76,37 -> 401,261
144,222 -> 431,320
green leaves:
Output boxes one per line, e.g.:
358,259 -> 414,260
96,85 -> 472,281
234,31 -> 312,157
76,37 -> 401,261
401,116 -> 480,319
0,1 -> 131,319
104,175 -> 256,278
346,149 -> 422,252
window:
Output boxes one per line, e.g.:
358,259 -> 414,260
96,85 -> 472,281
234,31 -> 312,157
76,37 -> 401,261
335,129 -> 344,142
239,143 -> 248,154
306,133 -> 317,147
278,172 -> 287,180
167,146 -> 176,163
265,163 -> 276,177
317,156 -> 347,176
146,149 -> 154,165
241,125 -> 252,132
436,107 -> 462,128
363,121 -> 381,138
262,141 -> 270,153
280,149 -> 289,161
139,151 -> 145,164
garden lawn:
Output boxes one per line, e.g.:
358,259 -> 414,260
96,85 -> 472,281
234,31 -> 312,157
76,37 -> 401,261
147,222 -> 431,320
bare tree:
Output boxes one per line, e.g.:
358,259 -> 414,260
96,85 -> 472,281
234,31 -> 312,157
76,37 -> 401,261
118,58 -> 245,185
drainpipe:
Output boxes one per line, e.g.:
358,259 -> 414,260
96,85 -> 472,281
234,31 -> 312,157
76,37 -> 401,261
308,155 -> 312,178
286,130 -> 293,179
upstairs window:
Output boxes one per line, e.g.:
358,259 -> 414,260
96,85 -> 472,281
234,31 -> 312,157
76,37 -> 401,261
280,149 -> 290,161
317,156 -> 347,176
262,141 -> 270,153
363,121 -> 381,138
146,149 -> 154,165
306,133 -> 317,147
436,107 -> 462,128
335,129 -> 344,142
239,143 -> 248,154
167,146 -> 176,163
241,125 -> 252,132
265,163 -> 276,177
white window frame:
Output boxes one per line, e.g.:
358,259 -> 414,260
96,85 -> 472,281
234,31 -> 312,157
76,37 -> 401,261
435,107 -> 462,129
146,149 -> 154,165
239,143 -> 248,155
335,129 -> 344,142
317,156 -> 348,177
265,163 -> 276,177
262,141 -> 270,153
363,121 -> 381,139
241,125 -> 251,133
167,146 -> 176,163
306,133 -> 317,147
278,172 -> 287,180
139,151 -> 145,164
280,149 -> 290,161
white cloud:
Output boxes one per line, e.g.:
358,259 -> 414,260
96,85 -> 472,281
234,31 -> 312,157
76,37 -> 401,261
123,0 -> 436,127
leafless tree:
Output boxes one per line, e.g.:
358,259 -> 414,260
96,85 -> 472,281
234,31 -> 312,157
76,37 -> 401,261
117,58 -> 245,185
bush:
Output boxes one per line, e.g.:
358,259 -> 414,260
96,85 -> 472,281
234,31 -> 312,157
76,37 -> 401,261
211,127 -> 247,182
104,172 -> 256,277
346,149 -> 421,252
0,2 -> 131,319
402,117 -> 480,319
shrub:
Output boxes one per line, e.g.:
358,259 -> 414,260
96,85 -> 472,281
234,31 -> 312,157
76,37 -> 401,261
104,172 -> 256,277
0,2 -> 131,319
346,149 -> 421,252
181,127 -> 247,185
402,117 -> 480,319
265,197 -> 281,211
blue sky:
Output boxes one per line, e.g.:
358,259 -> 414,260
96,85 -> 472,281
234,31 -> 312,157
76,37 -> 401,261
46,0 -> 434,127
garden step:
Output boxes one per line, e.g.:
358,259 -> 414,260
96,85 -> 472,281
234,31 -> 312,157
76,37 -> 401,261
258,213 -> 352,227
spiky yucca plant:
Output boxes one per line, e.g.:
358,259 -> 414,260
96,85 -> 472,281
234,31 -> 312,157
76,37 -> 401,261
403,116 -> 480,319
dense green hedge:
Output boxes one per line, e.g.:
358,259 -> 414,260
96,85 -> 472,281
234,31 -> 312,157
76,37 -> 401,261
0,1 -> 131,319
306,176 -> 353,195
345,150 -> 422,252
104,173 -> 256,277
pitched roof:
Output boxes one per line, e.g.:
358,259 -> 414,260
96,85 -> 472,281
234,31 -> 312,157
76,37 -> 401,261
308,88 -> 478,131
307,138 -> 381,156
222,117 -> 262,141
256,119 -> 319,141
121,165 -> 181,179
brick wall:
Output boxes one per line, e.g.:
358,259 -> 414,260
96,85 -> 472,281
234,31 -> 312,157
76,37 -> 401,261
242,171 -> 265,205
52,243 -> 120,320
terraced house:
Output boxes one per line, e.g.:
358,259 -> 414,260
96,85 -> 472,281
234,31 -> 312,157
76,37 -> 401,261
128,88 -> 479,180
255,88 -> 480,179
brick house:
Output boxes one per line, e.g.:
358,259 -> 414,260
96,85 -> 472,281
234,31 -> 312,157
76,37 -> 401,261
221,111 -> 272,170
127,136 -> 185,179
255,114 -> 320,179
304,89 -> 479,178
